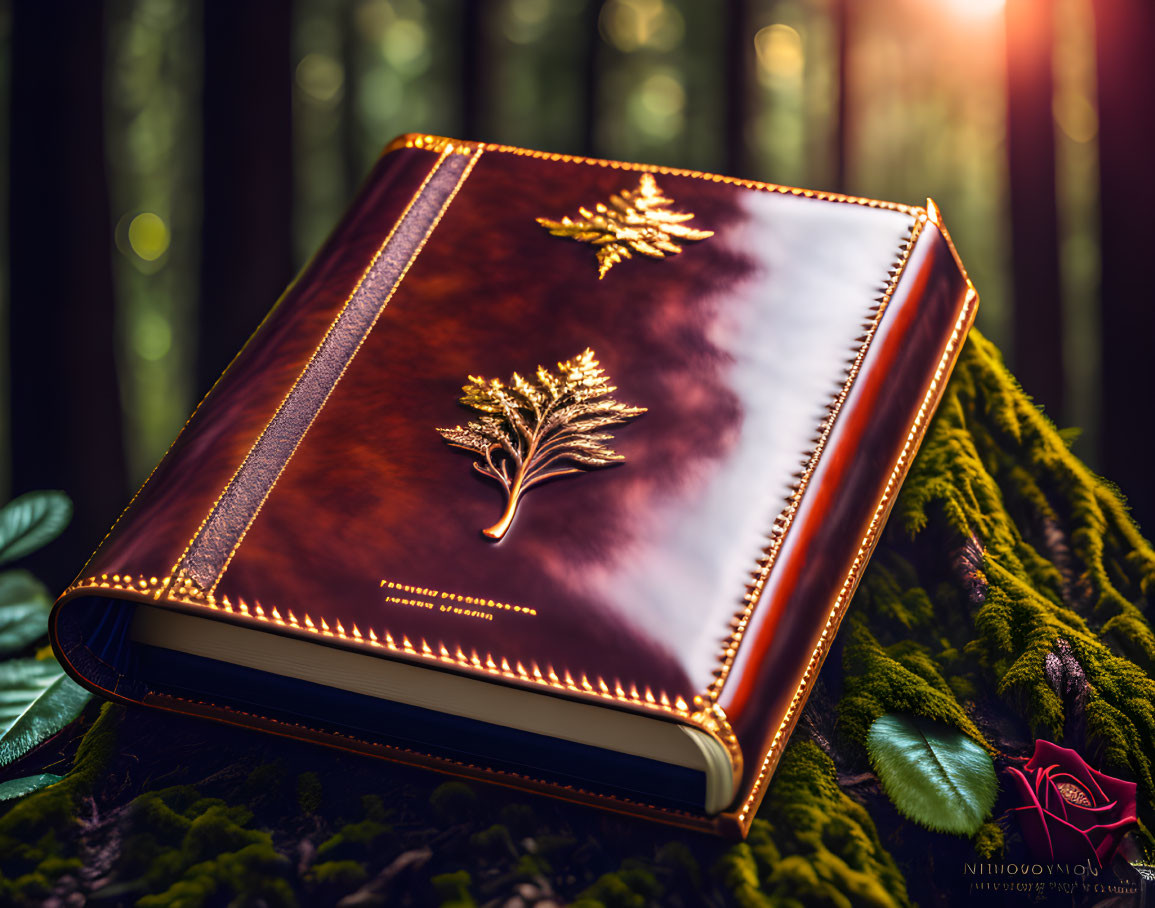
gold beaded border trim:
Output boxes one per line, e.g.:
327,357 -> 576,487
384,133 -> 920,215
734,282 -> 979,829
64,572 -> 695,721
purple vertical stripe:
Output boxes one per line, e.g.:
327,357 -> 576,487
179,151 -> 474,590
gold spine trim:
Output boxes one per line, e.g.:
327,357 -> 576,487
384,134 -> 477,156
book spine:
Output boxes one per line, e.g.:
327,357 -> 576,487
175,146 -> 480,594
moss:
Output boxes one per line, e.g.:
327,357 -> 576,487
0,331 -> 1151,907
839,616 -> 989,752
655,839 -> 702,893
0,702 -> 120,899
497,801 -> 536,837
136,841 -> 295,908
310,859 -> 367,887
429,780 -> 478,824
431,869 -> 476,907
714,844 -> 773,908
841,331 -> 1155,831
514,851 -> 551,879
241,761 -> 286,810
972,822 -> 1005,859
470,823 -> 516,859
314,795 -> 396,863
719,740 -> 912,908
360,793 -> 387,821
295,771 -> 322,815
574,862 -> 661,908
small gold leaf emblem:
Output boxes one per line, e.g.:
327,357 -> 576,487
536,173 -> 714,278
437,349 -> 646,540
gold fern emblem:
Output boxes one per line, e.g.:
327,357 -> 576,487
536,173 -> 714,278
437,349 -> 646,540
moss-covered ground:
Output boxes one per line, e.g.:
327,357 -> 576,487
2,331 -> 1152,906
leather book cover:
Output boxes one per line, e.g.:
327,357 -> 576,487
50,134 -> 978,838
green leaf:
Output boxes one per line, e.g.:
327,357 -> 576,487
0,658 -> 91,769
0,570 -> 53,654
866,714 -> 997,836
0,491 -> 73,565
0,772 -> 63,800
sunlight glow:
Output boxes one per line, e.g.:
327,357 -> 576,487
937,0 -> 1006,19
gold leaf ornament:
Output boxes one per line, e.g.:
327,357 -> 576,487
536,173 -> 714,278
437,350 -> 646,540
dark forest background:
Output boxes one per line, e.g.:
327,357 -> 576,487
1,0 -> 1153,591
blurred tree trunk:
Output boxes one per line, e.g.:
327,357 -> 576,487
199,2 -> 294,397
1004,0 -> 1064,421
1092,0 -> 1155,531
832,0 -> 850,194
580,1 -> 601,157
461,0 -> 493,142
8,0 -> 127,589
724,0 -> 752,179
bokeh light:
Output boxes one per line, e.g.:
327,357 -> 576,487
126,212 -> 170,262
295,53 -> 344,107
599,0 -> 684,53
755,24 -> 804,83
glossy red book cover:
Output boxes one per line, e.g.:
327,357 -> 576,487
50,134 -> 977,837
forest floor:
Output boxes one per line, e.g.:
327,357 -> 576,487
1,332 -> 1153,908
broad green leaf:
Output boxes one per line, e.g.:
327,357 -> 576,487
866,714 -> 997,836
0,491 -> 73,565
0,658 -> 91,769
0,772 -> 63,800
0,570 -> 53,654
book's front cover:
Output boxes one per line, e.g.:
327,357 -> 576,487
53,136 -> 976,836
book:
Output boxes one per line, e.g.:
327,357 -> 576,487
50,134 -> 978,837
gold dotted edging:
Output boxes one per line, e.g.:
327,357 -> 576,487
65,572 -> 693,722
384,133 -> 919,215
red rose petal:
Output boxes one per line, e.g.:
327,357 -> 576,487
1089,768 -> 1138,816
1062,799 -> 1120,828
1011,741 -> 1138,869
1007,767 -> 1044,810
1086,818 -> 1136,867
1028,741 -> 1108,802
1040,810 -> 1100,865
1039,770 -> 1071,821
1010,805 -> 1056,861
